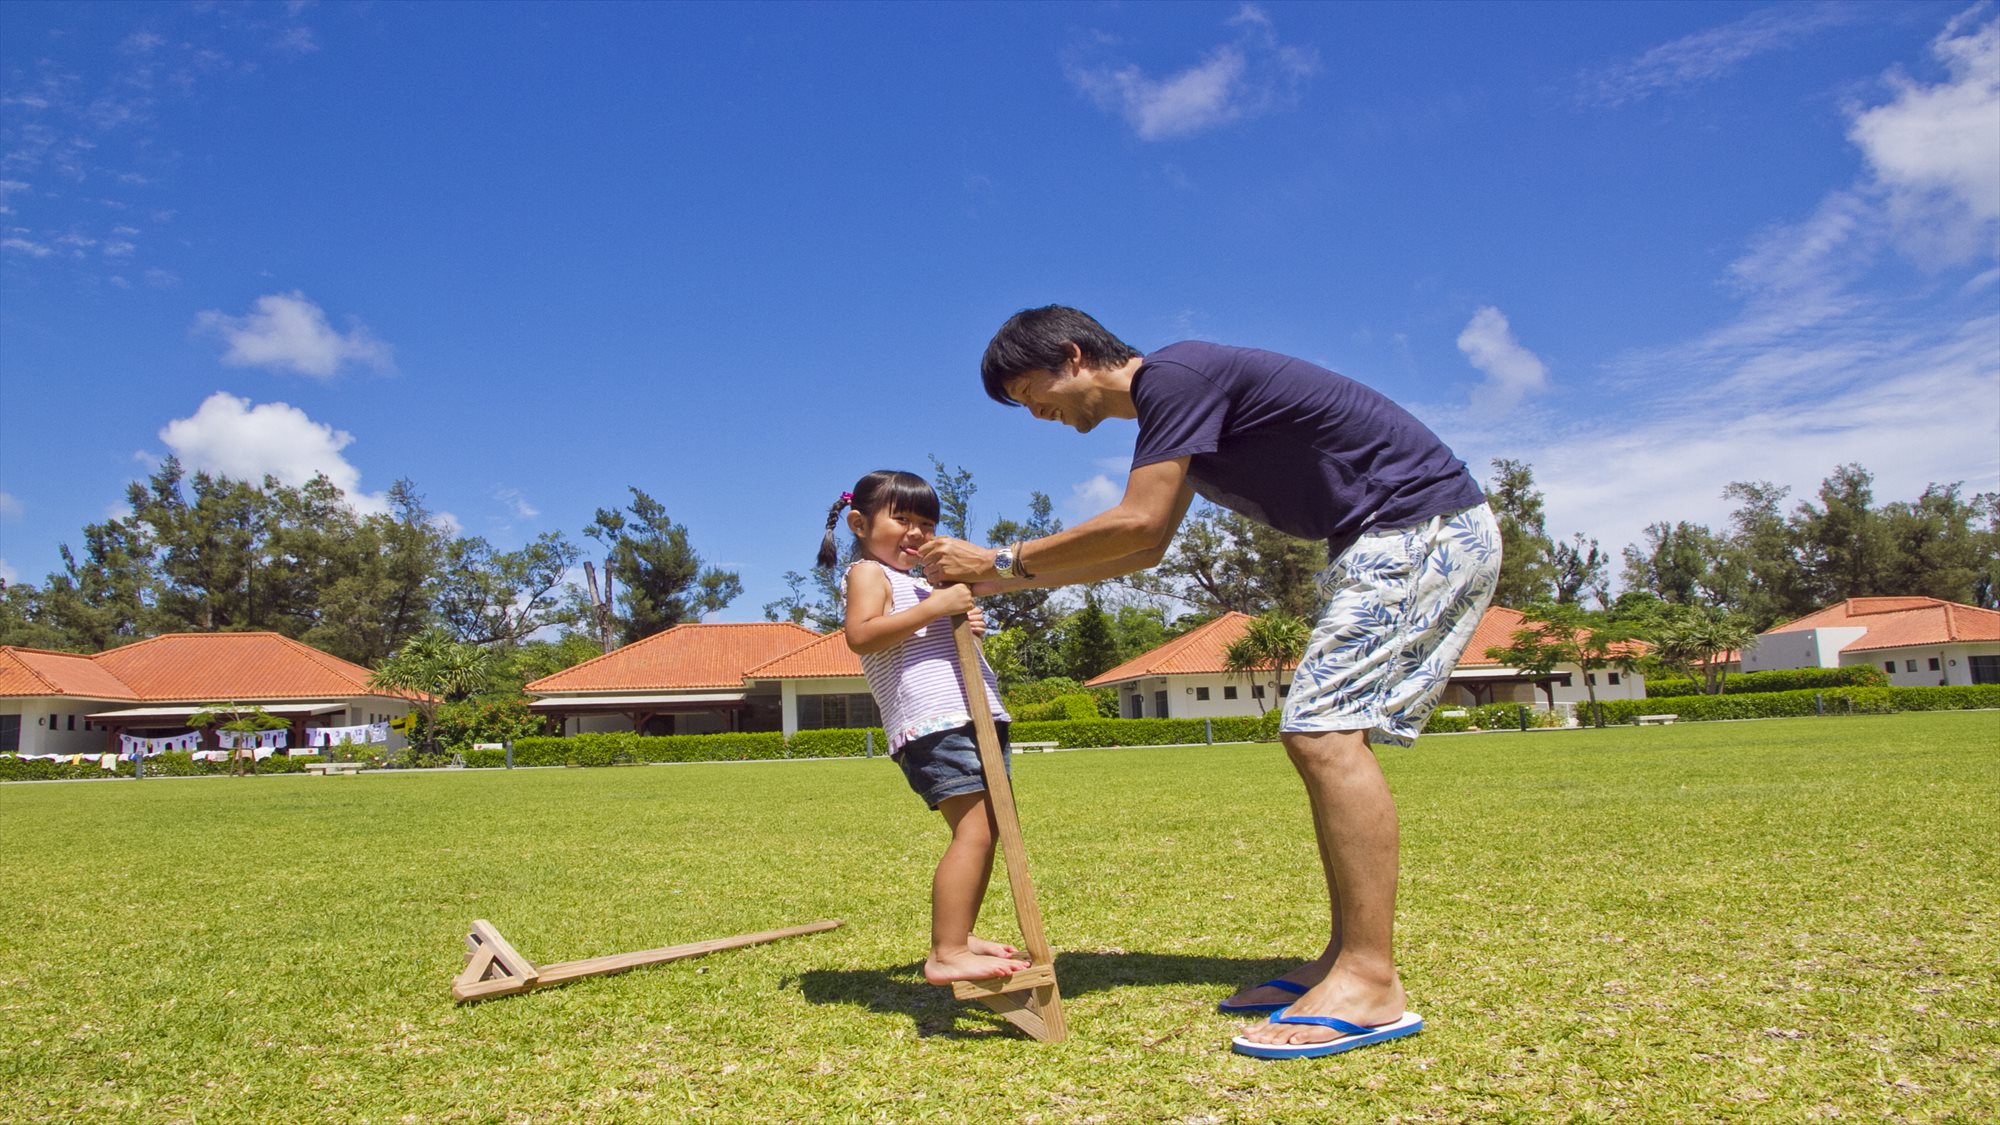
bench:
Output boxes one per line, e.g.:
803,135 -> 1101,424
1635,714 -> 1679,726
305,761 -> 365,775
1014,741 -> 1060,753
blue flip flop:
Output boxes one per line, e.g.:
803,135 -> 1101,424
1215,978 -> 1310,1014
1230,1010 -> 1425,1059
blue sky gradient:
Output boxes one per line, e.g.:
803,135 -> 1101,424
3,1 -> 1995,621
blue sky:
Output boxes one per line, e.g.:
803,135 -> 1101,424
2,0 -> 1995,622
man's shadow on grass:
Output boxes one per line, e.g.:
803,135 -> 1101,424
786,951 -> 1296,1039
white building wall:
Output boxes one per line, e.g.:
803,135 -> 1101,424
1,700 -> 122,757
1558,669 -> 1648,703
1112,672 -> 1291,720
1742,628 -> 1868,672
1846,644 -> 1998,687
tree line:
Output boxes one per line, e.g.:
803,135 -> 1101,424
0,459 -> 738,687
3,455 -> 1990,699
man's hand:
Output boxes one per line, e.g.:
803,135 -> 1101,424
917,537 -> 997,583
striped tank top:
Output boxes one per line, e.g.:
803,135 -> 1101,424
847,559 -> 1009,754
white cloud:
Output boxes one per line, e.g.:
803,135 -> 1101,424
1579,5 -> 1851,106
157,391 -> 390,514
0,558 -> 17,585
1066,474 -> 1124,522
1847,10 -> 2000,267
1456,306 -> 1549,409
493,487 -> 540,519
0,491 -> 22,519
192,291 -> 394,378
1067,3 -> 1318,140
2,236 -> 53,258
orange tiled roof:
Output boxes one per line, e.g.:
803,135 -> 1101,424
1459,605 -> 1532,667
0,632 -> 400,702
745,630 -> 864,679
0,647 -> 143,700
1765,597 -> 2000,653
527,622 -> 822,693
1086,612 -> 1256,686
1461,605 -> 1648,665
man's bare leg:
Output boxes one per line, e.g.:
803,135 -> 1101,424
1220,771 -> 1344,1008
1236,729 -> 1408,1046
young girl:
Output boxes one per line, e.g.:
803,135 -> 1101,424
820,469 -> 1030,984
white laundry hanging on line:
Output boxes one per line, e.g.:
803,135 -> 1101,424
99,753 -> 118,770
312,724 -> 374,747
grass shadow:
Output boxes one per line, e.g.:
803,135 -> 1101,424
787,951 -> 1298,1037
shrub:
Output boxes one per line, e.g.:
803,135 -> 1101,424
0,750 -> 325,782
1008,715 -> 1266,749
508,732 -> 789,767
1643,664 -> 1888,698
1579,684 -> 2000,725
1011,693 -> 1103,723
787,728 -> 887,759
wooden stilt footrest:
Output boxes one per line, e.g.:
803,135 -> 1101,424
950,615 -> 1068,1043
452,918 -> 842,1004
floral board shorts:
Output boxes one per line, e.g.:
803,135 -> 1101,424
896,721 -> 1010,809
1281,504 -> 1502,746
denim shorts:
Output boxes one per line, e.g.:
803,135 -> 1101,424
896,722 -> 1010,809
1283,504 -> 1502,746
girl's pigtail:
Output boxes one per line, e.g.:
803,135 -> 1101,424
816,491 -> 854,569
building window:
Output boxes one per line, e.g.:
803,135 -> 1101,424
1970,655 -> 2000,684
1278,684 -> 1290,697
1585,673 -> 1596,686
1905,659 -> 1918,672
0,715 -> 19,752
1608,673 -> 1621,686
1223,686 -> 1238,700
49,713 -> 58,731
1884,661 -> 1896,673
798,693 -> 880,731
1252,684 -> 1266,700
1195,687 -> 1210,701
1929,657 -> 1941,671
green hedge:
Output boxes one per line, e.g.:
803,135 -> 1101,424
1642,664 -> 1888,698
1425,703 -> 1567,734
787,727 -> 889,758
1010,693 -> 1105,723
1008,715 -> 1273,748
0,751 -> 322,782
1576,684 -> 2000,725
508,732 -> 791,766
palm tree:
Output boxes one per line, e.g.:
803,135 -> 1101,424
368,627 -> 494,754
1224,612 -> 1310,714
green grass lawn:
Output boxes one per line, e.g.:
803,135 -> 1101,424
3,713 -> 1995,1123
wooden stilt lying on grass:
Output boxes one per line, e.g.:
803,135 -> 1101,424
452,918 -> 842,1003
949,615 -> 1067,1043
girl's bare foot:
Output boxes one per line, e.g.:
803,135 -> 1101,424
967,934 -> 1018,959
924,948 -> 1031,984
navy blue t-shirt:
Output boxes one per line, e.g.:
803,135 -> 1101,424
1131,341 -> 1484,557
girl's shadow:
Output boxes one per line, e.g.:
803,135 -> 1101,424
785,951 -> 1297,1038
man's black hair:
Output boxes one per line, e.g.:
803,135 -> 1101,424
979,305 -> 1141,407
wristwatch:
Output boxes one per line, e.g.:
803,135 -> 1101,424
994,542 -> 1034,580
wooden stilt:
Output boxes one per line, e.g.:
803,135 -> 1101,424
948,615 -> 1067,1043
452,918 -> 842,1004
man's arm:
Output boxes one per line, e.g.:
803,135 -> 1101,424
920,458 -> 1195,585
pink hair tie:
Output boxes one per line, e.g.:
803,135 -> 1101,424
840,491 -> 853,503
